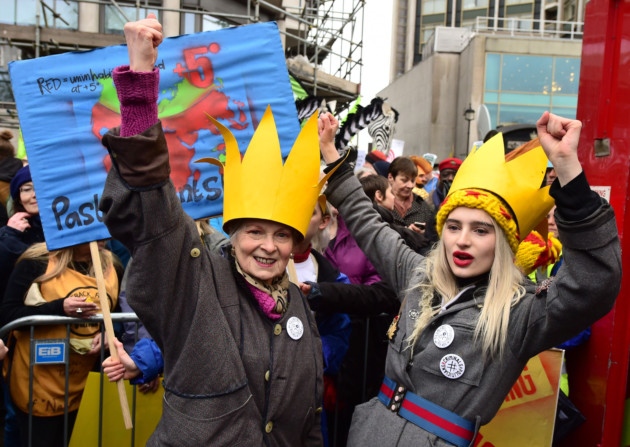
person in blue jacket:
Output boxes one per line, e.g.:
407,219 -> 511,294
103,337 -> 163,393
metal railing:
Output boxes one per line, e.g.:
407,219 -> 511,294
0,313 -> 139,340
0,313 -> 143,447
474,16 -> 584,40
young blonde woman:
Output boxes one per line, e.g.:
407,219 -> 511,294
316,112 -> 621,446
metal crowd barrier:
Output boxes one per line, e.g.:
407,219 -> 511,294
0,313 -> 142,447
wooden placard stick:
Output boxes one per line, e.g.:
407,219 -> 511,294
89,241 -> 133,429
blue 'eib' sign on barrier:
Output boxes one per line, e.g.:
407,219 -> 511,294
33,340 -> 67,364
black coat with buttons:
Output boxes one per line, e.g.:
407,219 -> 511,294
100,123 -> 324,447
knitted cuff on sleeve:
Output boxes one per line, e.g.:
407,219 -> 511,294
113,66 -> 159,137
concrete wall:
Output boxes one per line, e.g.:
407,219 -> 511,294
78,3 -> 99,33
163,0 -> 182,37
456,35 -> 486,159
378,53 -> 460,160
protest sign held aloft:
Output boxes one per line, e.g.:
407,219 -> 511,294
10,22 -> 299,250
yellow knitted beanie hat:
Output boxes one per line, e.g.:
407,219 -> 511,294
436,188 -> 520,253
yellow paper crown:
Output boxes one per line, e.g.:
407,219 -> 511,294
197,106 -> 333,238
447,133 -> 555,241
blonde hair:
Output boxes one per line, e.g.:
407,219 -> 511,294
18,242 -> 116,284
195,218 -> 213,238
408,217 -> 525,360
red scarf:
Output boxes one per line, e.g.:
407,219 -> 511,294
292,244 -> 312,263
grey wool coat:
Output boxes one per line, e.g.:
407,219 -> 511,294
100,123 -> 324,447
322,163 -> 621,447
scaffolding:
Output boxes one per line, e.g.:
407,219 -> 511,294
0,0 -> 364,130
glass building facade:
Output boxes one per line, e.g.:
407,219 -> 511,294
484,53 -> 580,126
1,0 -> 79,29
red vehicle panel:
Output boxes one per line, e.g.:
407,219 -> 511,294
561,2 -> 630,446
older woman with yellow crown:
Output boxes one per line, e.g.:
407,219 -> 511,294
317,111 -> 621,446
99,15 -> 335,446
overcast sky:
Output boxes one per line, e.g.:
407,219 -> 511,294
354,0 -> 394,153
360,0 -> 394,100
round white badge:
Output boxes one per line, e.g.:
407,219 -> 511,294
433,324 -> 455,349
408,308 -> 420,320
439,354 -> 465,379
286,316 -> 304,340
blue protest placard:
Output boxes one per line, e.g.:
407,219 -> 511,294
10,22 -> 299,250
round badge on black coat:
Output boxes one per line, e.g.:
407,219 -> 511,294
433,324 -> 455,348
286,316 -> 304,340
439,353 -> 465,379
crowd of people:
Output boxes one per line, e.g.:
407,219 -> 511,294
0,13 -> 622,447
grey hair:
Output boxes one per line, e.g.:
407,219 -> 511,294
227,218 -> 302,246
